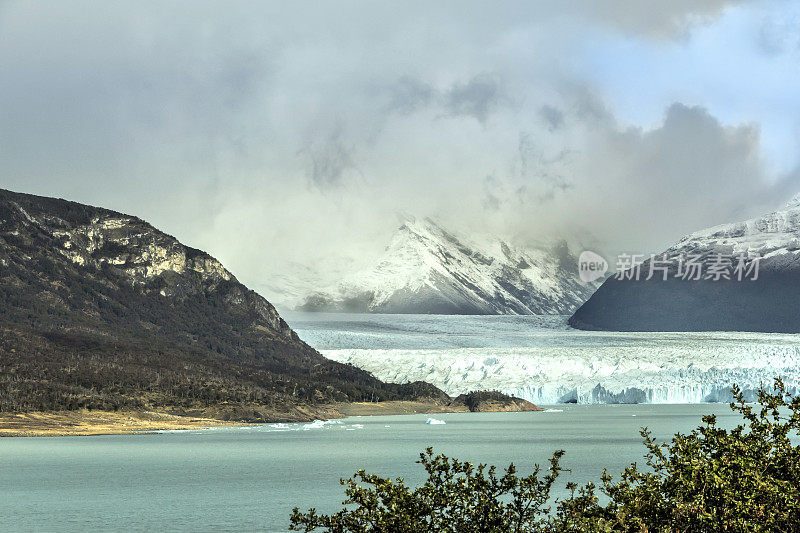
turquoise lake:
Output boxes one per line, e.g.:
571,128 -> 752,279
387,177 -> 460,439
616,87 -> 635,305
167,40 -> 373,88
0,404 -> 743,532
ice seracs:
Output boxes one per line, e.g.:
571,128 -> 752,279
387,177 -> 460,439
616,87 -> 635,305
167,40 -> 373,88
325,342 -> 800,405
302,420 -> 342,430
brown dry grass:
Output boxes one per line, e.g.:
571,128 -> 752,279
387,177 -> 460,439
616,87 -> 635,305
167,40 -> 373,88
0,410 -> 250,437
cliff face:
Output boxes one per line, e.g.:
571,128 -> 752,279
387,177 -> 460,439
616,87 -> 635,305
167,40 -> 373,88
0,189 -> 437,417
0,189 -> 293,338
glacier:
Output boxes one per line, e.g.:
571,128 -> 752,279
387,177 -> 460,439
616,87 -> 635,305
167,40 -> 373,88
287,312 -> 800,405
321,345 -> 800,404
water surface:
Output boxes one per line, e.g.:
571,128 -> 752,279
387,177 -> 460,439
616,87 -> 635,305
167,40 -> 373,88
0,404 -> 742,532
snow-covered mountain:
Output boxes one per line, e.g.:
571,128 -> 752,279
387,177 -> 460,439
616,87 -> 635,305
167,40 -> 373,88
570,196 -> 800,331
297,217 -> 596,314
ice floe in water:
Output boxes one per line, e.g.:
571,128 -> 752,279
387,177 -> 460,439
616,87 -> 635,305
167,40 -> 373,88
426,418 -> 446,425
302,420 -> 342,430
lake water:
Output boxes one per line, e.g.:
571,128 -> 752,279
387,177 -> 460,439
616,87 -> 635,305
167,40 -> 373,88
0,404 -> 744,532
2,313 -> 783,531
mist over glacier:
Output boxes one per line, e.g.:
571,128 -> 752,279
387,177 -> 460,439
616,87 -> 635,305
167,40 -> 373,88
286,313 -> 800,404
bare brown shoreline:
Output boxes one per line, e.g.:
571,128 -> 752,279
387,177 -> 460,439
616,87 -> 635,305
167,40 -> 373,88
0,400 -> 541,437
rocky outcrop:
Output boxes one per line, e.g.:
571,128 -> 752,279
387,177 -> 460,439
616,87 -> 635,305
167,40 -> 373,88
1,191 -> 294,338
450,391 -> 541,412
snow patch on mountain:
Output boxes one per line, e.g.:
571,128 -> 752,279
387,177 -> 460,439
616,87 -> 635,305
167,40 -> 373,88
662,200 -> 800,263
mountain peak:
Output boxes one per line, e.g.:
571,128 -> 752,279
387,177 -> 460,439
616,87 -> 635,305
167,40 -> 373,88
298,219 -> 596,314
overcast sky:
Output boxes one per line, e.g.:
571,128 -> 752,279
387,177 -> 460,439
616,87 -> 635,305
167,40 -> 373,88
1,1 -> 799,296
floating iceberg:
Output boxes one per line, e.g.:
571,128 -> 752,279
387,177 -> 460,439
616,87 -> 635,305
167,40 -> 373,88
426,418 -> 446,425
302,420 -> 342,430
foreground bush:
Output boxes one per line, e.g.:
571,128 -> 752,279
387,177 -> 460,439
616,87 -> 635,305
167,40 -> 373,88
290,379 -> 800,532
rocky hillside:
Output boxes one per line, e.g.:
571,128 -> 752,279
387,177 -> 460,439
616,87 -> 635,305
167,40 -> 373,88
298,217 -> 595,314
570,197 -> 800,332
0,189 -> 454,419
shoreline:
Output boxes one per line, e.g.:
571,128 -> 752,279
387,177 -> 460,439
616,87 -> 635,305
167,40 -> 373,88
0,400 -> 540,437
0,410 -> 251,437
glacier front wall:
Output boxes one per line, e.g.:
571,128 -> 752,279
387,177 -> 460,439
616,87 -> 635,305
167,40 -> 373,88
510,370 -> 800,405
322,345 -> 800,405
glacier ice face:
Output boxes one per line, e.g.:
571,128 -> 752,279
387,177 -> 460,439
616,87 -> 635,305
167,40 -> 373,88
322,345 -> 800,404
288,313 -> 800,405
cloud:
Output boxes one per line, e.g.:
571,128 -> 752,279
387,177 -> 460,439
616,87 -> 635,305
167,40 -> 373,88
0,0 -> 794,302
514,133 -> 573,202
581,0 -> 752,39
383,73 -> 509,124
482,175 -> 502,212
301,127 -> 360,188
483,101 -> 799,258
386,76 -> 435,115
538,105 -> 564,131
444,74 -> 505,124
756,8 -> 800,56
